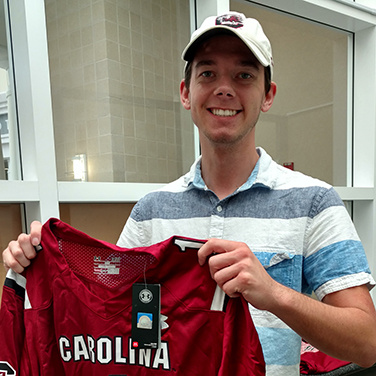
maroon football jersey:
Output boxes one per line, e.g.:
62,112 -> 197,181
0,218 -> 265,375
300,341 -> 351,374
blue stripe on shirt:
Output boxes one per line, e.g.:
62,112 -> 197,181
304,239 -> 371,292
132,185 -> 344,222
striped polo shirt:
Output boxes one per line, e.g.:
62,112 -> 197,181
117,147 -> 374,376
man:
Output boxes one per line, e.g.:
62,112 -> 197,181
3,11 -> 376,376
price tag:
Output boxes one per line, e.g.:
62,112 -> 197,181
131,283 -> 161,349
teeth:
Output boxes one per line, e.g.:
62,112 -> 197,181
211,109 -> 237,117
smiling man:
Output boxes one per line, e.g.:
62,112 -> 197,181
118,12 -> 376,375
180,32 -> 275,200
3,11 -> 376,376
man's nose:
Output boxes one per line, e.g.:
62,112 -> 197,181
213,77 -> 235,97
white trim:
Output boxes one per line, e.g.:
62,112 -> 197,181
6,268 -> 26,288
57,182 -> 165,203
0,182 -> 372,204
8,0 -> 59,222
353,26 -> 376,188
334,187 -> 374,201
241,0 -> 376,30
346,34 -> 354,187
0,181 -> 39,201
210,285 -> 226,311
331,0 -> 376,16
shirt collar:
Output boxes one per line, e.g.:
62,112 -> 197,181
184,147 -> 277,192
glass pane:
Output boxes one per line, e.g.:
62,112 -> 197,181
59,203 -> 134,244
232,1 -> 350,186
0,1 -> 21,180
45,0 -> 193,183
0,204 -> 23,303
343,201 -> 352,218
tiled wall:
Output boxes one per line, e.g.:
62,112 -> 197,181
45,0 -> 193,183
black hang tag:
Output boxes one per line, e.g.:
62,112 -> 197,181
34,244 -> 43,253
131,283 -> 161,349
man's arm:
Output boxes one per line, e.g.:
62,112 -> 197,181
198,238 -> 376,368
2,221 -> 42,273
267,281 -> 376,367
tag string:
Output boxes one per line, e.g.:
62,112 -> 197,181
143,260 -> 148,289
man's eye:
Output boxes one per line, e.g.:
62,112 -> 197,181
201,71 -> 212,78
239,72 -> 252,79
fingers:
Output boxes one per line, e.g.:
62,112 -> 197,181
210,259 -> 244,298
30,221 -> 43,247
208,251 -> 250,295
198,238 -> 252,267
3,243 -> 30,274
198,238 -> 236,266
198,239 -> 272,304
2,221 -> 42,273
198,238 -> 252,291
3,236 -> 34,273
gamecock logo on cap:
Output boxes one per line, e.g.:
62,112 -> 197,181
216,14 -> 244,28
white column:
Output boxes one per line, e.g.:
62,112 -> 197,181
7,0 -> 59,223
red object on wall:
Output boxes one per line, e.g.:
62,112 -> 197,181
283,162 -> 294,170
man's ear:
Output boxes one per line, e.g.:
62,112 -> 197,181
180,79 -> 191,110
261,81 -> 277,113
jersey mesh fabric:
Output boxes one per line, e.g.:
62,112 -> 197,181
58,238 -> 156,289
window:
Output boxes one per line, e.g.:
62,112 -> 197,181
44,0 -> 193,183
0,0 -> 20,181
232,1 -> 350,186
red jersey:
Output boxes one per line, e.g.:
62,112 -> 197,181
0,218 -> 265,375
300,341 -> 351,374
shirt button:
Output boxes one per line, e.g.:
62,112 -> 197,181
217,205 -> 223,213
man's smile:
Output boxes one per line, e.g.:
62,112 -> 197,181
209,108 -> 240,117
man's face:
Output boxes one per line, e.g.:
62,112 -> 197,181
180,35 -> 275,149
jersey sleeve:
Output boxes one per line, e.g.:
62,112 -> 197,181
0,270 -> 30,375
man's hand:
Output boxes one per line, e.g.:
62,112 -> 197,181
198,238 -> 280,311
2,221 -> 42,273
198,238 -> 376,367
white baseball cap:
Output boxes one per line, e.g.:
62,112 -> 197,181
182,11 -> 273,78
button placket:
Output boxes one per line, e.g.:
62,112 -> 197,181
209,201 -> 225,239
